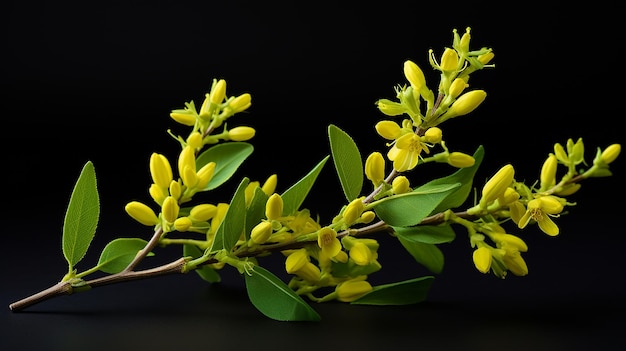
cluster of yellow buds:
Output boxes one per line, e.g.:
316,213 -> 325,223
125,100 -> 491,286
168,78 -> 254,146
459,138 -> 621,277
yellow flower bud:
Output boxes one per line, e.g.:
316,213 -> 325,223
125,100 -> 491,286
553,143 -> 568,163
569,138 -> 585,165
261,174 -> 278,195
423,127 -> 442,144
376,99 -> 406,116
174,217 -> 192,232
499,187 -> 520,206
125,201 -> 160,226
472,247 -> 491,273
178,145 -> 196,181
343,198 -> 365,225
360,211 -> 376,224
540,154 -> 558,191
365,152 -> 385,184
149,184 -> 167,205
181,165 -> 198,188
210,79 -> 226,105
169,112 -> 196,126
375,120 -> 403,140
149,153 -> 173,189
555,183 -> 581,196
169,180 -> 182,200
250,221 -> 273,244
336,279 -> 373,302
480,164 -> 515,207
503,251 -> 528,276
196,162 -> 216,189
190,204 -> 217,222
229,93 -> 252,113
187,132 -> 203,150
459,28 -> 471,52
392,176 -> 411,194
601,144 -> 621,164
448,78 -> 468,99
443,90 -> 487,119
295,262 -> 321,283
285,248 -> 309,274
228,126 -> 256,141
403,60 -> 426,91
266,193 -> 284,220
440,48 -> 459,72
161,196 -> 180,223
477,51 -> 494,65
244,181 -> 260,207
447,152 -> 475,168
349,242 -> 373,266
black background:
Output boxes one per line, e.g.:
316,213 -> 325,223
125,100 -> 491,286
2,1 -> 625,350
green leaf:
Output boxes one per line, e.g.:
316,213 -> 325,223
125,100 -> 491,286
196,142 -> 254,190
62,161 -> 100,268
244,187 -> 269,240
417,145 -> 484,213
209,177 -> 249,253
97,238 -> 153,274
244,266 -> 321,321
397,237 -> 445,274
371,183 -> 460,226
328,124 -> 363,201
393,224 -> 456,244
183,244 -> 221,283
351,276 -> 434,305
281,156 -> 329,215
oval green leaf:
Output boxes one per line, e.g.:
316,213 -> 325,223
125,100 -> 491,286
328,124 -> 363,201
209,177 -> 249,253
62,161 -> 100,267
351,276 -> 434,305
397,237 -> 444,274
372,183 -> 460,226
244,266 -> 321,321
281,156 -> 329,215
417,145 -> 484,213
98,238 -> 152,274
393,224 -> 456,244
195,142 -> 254,190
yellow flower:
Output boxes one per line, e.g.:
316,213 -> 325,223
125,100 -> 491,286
376,99 -> 406,116
196,162 -> 216,190
187,132 -> 203,150
387,133 -> 425,172
477,51 -> 494,65
448,78 -> 468,100
125,201 -> 160,226
285,248 -> 321,283
335,279 -> 373,302
149,184 -> 167,205
365,152 -> 385,185
174,217 -> 192,232
169,111 -> 196,126
317,227 -> 342,258
502,251 -> 528,276
178,145 -> 197,188
517,195 -> 564,236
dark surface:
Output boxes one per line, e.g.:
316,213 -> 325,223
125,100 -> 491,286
3,1 -> 625,350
